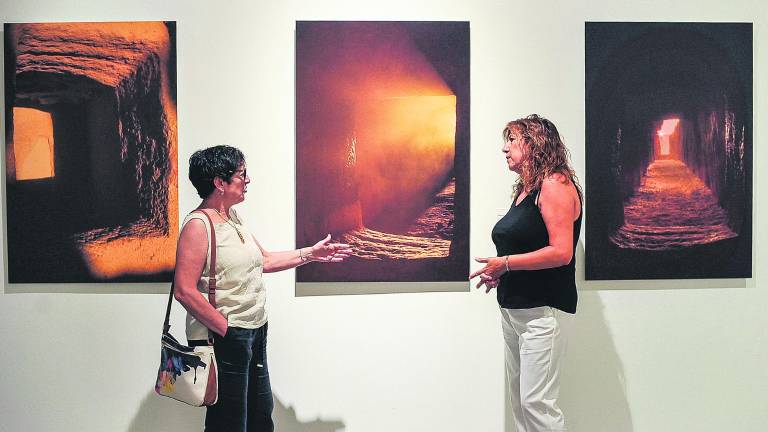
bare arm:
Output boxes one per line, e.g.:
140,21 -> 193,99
173,218 -> 228,337
470,174 -> 580,283
255,234 -> 353,273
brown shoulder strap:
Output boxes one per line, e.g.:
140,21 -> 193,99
162,210 -> 218,339
192,210 -> 218,308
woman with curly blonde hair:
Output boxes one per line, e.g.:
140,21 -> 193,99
471,114 -> 582,432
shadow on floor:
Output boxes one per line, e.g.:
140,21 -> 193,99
127,391 -> 345,432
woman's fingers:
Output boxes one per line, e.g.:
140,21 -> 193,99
316,234 -> 332,247
470,257 -> 494,279
330,243 -> 352,249
485,279 -> 500,293
473,273 -> 495,289
469,268 -> 485,279
331,246 -> 353,254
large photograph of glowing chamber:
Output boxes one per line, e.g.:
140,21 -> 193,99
585,22 -> 752,280
295,21 -> 469,290
4,22 -> 178,283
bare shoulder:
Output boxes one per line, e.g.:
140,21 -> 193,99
541,173 -> 576,196
544,172 -> 570,184
540,173 -> 580,216
179,217 -> 208,244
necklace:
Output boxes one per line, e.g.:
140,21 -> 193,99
216,209 -> 245,243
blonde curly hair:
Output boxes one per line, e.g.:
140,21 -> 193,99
503,114 -> 582,199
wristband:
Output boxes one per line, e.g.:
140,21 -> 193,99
504,255 -> 510,272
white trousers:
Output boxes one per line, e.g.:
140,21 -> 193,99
500,306 -> 567,432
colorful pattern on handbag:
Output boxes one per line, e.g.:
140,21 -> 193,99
155,333 -> 217,406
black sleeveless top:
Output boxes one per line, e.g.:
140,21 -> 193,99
491,189 -> 582,313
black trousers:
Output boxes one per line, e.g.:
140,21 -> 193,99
202,324 -> 274,432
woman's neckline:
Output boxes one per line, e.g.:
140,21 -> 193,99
193,208 -> 240,225
514,190 -> 537,207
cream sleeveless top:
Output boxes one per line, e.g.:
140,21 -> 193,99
183,208 -> 267,341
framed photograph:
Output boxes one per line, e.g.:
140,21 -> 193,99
4,22 -> 178,283
585,22 -> 752,280
295,21 -> 470,295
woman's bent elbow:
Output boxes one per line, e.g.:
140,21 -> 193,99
174,289 -> 191,306
555,250 -> 573,267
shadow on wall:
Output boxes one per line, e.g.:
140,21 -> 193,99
558,291 -> 633,432
127,391 -> 345,432
504,242 -> 633,431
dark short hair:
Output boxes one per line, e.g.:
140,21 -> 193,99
188,145 -> 245,198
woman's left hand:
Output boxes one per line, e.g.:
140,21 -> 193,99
310,234 -> 353,262
469,256 -> 507,281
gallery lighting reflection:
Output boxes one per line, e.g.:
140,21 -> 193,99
12,107 -> 55,180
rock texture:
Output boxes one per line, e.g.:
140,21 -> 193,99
6,22 -> 177,281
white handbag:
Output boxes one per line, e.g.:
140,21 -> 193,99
155,331 -> 218,406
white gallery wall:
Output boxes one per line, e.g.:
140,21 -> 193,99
0,0 -> 765,431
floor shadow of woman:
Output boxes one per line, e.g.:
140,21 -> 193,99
128,391 -> 345,432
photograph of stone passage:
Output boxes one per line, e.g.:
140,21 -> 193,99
584,22 -> 752,280
295,21 -> 469,288
4,22 -> 178,283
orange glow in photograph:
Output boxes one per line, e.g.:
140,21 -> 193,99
12,107 -> 55,180
5,21 -> 178,283
296,21 -> 470,285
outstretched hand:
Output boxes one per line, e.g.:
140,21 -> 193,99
310,234 -> 353,263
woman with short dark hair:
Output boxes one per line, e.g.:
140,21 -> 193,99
470,115 -> 582,432
175,145 -> 351,432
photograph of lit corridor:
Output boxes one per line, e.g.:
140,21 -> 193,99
585,22 -> 752,280
295,21 -> 469,291
4,22 -> 178,283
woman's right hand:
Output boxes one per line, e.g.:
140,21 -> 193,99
309,234 -> 353,262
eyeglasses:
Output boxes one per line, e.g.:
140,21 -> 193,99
231,169 -> 248,180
